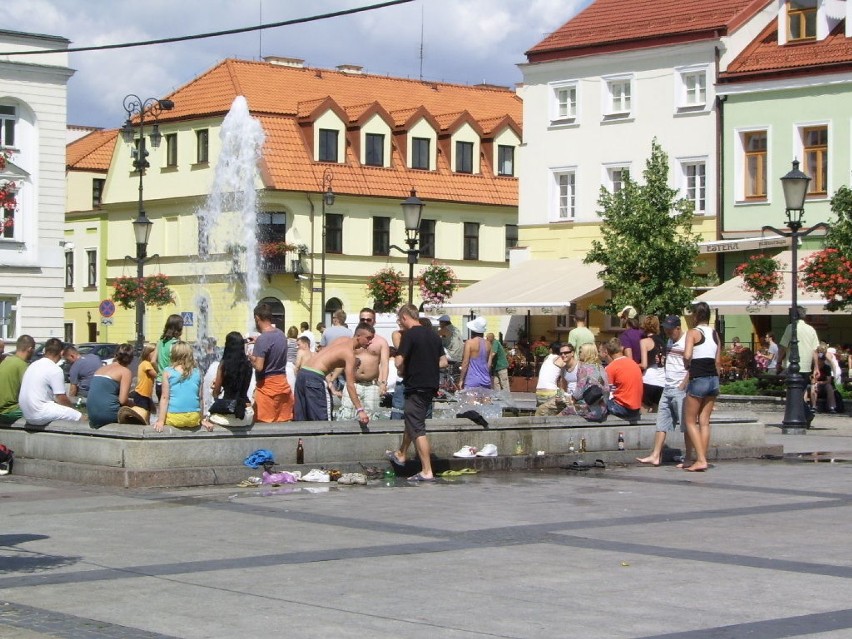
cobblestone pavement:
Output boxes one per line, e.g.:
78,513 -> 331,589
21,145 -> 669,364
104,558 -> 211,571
1,415 -> 851,638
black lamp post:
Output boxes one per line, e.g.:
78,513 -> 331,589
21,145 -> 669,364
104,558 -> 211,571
121,95 -> 174,352
762,160 -> 829,434
391,189 -> 425,304
320,168 -> 334,322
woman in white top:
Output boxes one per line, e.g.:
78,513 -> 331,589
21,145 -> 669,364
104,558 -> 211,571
535,342 -> 566,405
682,302 -> 721,472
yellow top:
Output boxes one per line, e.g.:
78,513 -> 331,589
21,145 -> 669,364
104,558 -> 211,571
135,360 -> 155,398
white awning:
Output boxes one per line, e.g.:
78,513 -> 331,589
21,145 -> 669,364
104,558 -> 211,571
695,250 -> 836,315
442,258 -> 605,316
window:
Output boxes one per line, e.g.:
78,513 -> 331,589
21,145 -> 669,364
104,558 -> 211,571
419,219 -> 435,258
683,162 -> 706,214
87,250 -> 97,287
365,133 -> 384,167
553,170 -> 576,220
165,133 -> 178,167
412,137 -> 430,170
788,1 -> 817,41
604,77 -> 632,118
455,141 -> 473,173
803,126 -> 828,195
743,131 -> 768,199
92,178 -> 105,209
257,211 -> 287,242
65,251 -> 74,289
318,129 -> 338,163
505,224 -> 518,261
463,222 -> 479,260
195,129 -> 209,164
552,83 -> 577,121
64,323 -> 73,344
372,216 -> 390,255
606,166 -> 628,193
0,298 -> 16,340
325,213 -> 343,253
0,105 -> 15,147
497,145 -> 514,176
677,69 -> 707,109
2,181 -> 16,239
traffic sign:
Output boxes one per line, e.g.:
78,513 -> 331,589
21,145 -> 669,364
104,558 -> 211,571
181,311 -> 194,327
99,299 -> 116,318
100,318 -> 113,326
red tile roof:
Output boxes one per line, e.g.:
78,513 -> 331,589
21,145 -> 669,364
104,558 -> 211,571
155,59 -> 521,206
721,20 -> 852,81
526,0 -> 771,62
67,128 -> 117,171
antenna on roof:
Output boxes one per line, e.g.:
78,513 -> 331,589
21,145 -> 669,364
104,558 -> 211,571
419,2 -> 424,81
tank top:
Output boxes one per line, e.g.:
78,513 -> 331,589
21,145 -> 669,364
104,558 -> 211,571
690,325 -> 718,378
465,337 -> 491,388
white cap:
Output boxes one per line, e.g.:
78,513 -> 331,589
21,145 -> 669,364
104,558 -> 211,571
466,317 -> 487,333
620,305 -> 637,319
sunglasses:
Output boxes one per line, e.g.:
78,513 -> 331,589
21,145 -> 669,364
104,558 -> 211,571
560,350 -> 573,355
359,317 -> 374,323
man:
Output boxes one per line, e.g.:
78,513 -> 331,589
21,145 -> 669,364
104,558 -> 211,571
604,337 -> 643,422
318,310 -> 352,349
776,306 -> 821,381
567,309 -> 596,352
65,345 -> 104,399
765,333 -> 779,372
619,305 -> 644,364
386,304 -> 444,481
294,322 -> 375,425
437,314 -> 463,383
250,302 -> 293,423
333,308 -> 390,420
0,334 -> 35,424
486,333 -> 509,391
298,321 -> 317,352
19,338 -> 82,426
637,316 -> 688,466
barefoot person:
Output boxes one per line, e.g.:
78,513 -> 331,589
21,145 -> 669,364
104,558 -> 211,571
386,304 -> 444,482
294,322 -> 375,425
250,302 -> 294,423
332,308 -> 390,420
637,316 -> 688,466
681,302 -> 721,472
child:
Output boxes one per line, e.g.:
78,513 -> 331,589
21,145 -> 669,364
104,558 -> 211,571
155,341 -> 206,432
128,343 -> 157,422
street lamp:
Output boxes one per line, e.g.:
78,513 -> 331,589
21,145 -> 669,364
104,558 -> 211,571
320,168 -> 334,322
762,160 -> 829,433
121,94 -> 174,352
391,189 -> 425,304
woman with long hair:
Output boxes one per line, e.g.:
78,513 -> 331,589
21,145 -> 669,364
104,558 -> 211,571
206,331 -> 254,427
155,341 -> 204,432
559,342 -> 610,422
682,302 -> 721,472
640,315 -> 665,412
459,317 -> 491,389
86,343 -> 134,428
155,314 -> 184,398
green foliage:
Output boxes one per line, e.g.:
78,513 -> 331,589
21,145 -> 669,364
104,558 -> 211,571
584,140 -> 701,317
826,186 -> 852,252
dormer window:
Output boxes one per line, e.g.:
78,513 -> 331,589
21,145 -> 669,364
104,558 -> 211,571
455,141 -> 473,173
364,133 -> 384,167
788,1 -> 816,41
318,129 -> 338,162
412,138 -> 430,170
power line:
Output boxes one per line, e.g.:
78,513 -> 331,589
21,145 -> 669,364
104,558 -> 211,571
0,0 -> 415,56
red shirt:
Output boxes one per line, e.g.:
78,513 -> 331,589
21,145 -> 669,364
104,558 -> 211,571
606,356 -> 643,410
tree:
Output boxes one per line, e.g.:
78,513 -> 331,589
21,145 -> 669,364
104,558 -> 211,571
800,185 -> 852,312
584,140 -> 701,317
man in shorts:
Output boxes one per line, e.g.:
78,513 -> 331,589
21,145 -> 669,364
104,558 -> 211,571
250,302 -> 293,423
332,308 -> 390,420
294,322 -> 375,425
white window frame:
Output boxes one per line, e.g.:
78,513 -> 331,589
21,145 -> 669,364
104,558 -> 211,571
603,163 -> 630,194
602,74 -> 634,120
0,104 -> 16,148
675,65 -> 709,112
793,120 -> 830,200
86,248 -> 97,288
550,167 -> 577,222
734,126 -> 772,204
549,80 -> 579,125
0,297 -> 17,340
678,157 -> 708,215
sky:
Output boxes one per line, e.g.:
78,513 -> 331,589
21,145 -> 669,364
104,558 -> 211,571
7,0 -> 591,129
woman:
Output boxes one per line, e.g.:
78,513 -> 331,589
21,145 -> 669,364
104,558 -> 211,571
155,341 -> 204,432
640,315 -> 665,412
206,331 -> 254,427
285,326 -> 299,390
559,342 -> 609,422
459,317 -> 491,389
155,314 -> 184,399
682,302 -> 721,472
86,343 -> 134,428
535,342 -> 566,405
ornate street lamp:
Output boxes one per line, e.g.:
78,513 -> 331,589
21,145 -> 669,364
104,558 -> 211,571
320,168 -> 334,322
392,189 -> 425,304
762,160 -> 828,433
121,95 -> 174,352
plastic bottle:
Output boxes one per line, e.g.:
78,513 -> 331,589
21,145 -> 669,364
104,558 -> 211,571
617,432 -> 625,451
579,437 -> 587,453
568,437 -> 575,453
296,438 -> 304,464
514,437 -> 524,455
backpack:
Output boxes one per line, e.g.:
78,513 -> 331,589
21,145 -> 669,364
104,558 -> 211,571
0,443 -> 13,474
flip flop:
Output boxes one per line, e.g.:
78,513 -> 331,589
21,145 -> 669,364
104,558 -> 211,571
594,459 -> 606,469
407,473 -> 436,482
385,450 -> 405,467
458,467 -> 478,474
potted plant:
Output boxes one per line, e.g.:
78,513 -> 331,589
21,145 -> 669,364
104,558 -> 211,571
366,267 -> 404,312
112,273 -> 176,310
418,261 -> 458,310
733,253 -> 782,305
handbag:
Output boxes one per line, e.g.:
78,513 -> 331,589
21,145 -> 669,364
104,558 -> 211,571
209,398 -> 237,415
582,384 -> 604,406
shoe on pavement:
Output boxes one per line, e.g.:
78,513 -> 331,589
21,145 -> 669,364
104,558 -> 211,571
476,443 -> 498,457
301,468 -> 331,483
453,445 -> 477,458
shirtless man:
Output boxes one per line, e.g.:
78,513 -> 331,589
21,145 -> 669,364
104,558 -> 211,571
294,322 -> 375,425
331,307 -> 390,420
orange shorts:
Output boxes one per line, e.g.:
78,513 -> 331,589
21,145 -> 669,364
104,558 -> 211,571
255,374 -> 294,423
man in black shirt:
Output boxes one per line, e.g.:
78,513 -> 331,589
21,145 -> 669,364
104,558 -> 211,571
386,304 -> 443,481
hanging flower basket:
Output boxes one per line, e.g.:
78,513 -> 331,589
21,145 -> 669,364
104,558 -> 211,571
417,261 -> 458,309
0,180 -> 16,234
366,267 -> 404,313
258,241 -> 308,259
733,253 -> 782,305
112,273 -> 176,310
801,248 -> 852,312
0,149 -> 12,172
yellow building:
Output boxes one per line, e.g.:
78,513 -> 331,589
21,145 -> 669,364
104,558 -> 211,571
65,58 -> 521,344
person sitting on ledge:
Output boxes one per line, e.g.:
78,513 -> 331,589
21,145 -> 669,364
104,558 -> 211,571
604,338 -> 643,423
19,338 -> 82,426
155,341 -> 204,432
0,334 -> 35,424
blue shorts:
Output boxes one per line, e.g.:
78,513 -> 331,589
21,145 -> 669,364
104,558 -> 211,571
656,387 -> 686,432
687,376 -> 719,399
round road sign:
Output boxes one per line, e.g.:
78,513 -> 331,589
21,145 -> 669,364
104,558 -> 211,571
99,299 -> 116,318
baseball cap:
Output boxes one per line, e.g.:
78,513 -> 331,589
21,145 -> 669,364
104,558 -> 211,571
620,305 -> 638,319
661,315 -> 681,330
466,317 -> 487,333
438,315 -> 451,323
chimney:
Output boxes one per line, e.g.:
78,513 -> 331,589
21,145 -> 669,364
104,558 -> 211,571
264,56 -> 305,68
336,64 -> 364,75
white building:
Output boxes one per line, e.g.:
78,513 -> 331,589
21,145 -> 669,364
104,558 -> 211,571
0,29 -> 74,344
